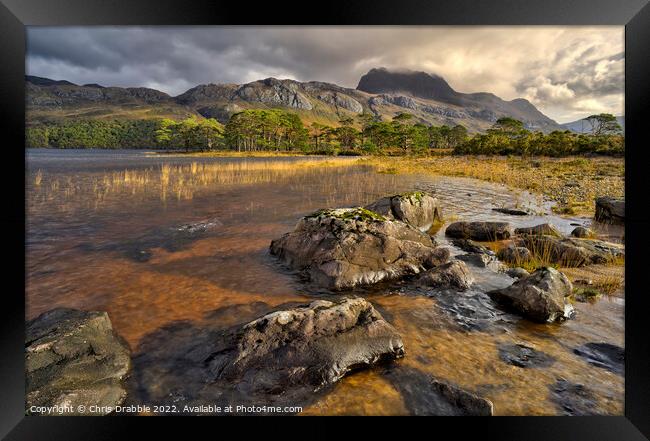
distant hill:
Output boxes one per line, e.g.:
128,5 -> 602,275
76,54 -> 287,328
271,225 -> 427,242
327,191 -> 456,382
561,116 -> 625,134
26,68 -> 562,133
25,75 -> 77,87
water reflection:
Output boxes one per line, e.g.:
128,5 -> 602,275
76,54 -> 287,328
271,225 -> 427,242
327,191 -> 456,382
26,150 -> 623,415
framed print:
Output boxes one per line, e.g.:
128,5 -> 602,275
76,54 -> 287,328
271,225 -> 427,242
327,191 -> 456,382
1,0 -> 649,439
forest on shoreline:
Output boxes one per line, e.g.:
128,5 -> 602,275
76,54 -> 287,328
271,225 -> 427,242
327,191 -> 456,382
25,110 -> 624,157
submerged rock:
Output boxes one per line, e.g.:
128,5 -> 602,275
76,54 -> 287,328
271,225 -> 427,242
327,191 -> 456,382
175,218 -> 223,233
487,267 -> 574,323
429,379 -> 493,416
384,366 -> 493,416
550,379 -> 601,416
26,308 -> 131,415
514,223 -> 562,237
498,343 -> 556,368
573,342 -> 624,375
520,235 -> 624,267
270,206 -> 443,290
570,226 -> 595,238
364,191 -> 441,231
418,260 -> 474,290
457,252 -> 507,273
445,221 -> 512,241
595,197 -> 624,224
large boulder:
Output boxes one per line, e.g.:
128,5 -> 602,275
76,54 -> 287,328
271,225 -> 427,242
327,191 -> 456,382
595,197 -> 624,224
487,267 -> 575,323
497,245 -> 532,264
26,308 -> 131,415
270,207 -> 444,290
130,299 -> 404,413
445,221 -> 512,241
515,223 -> 562,237
417,260 -> 474,290
520,235 -> 624,267
364,191 -> 441,231
205,298 -> 404,395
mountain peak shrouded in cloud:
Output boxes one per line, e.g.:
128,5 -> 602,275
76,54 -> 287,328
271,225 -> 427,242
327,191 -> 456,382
26,26 -> 623,123
357,67 -> 458,103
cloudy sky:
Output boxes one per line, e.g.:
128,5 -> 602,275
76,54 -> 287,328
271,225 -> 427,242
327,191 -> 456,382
26,26 -> 623,123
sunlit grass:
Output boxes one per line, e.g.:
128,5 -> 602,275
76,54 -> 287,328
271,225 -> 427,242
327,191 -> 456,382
362,156 -> 624,216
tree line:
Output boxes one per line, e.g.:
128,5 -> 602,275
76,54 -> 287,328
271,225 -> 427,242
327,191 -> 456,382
26,120 -> 161,149
453,115 -> 623,157
26,110 -> 623,157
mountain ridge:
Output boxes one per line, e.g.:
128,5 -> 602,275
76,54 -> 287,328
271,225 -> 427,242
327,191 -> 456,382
561,115 -> 625,133
26,69 -> 562,133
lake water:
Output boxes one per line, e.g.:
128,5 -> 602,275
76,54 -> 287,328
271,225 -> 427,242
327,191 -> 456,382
26,149 -> 624,415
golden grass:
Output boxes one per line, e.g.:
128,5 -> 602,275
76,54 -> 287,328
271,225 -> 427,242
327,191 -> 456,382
153,150 -> 312,158
33,170 -> 43,186
362,156 -> 624,216
28,158 -> 366,211
561,264 -> 625,297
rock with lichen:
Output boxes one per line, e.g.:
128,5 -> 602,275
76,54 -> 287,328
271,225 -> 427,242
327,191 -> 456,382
270,206 -> 446,289
365,191 -> 441,231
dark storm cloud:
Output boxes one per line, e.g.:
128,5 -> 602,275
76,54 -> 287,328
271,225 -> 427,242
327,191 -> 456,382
26,26 -> 623,122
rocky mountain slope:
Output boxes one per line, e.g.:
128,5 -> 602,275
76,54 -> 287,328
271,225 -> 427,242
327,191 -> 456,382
26,68 -> 562,132
561,115 -> 625,134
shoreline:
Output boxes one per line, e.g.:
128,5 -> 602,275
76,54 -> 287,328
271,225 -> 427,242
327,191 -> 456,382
27,148 -> 624,217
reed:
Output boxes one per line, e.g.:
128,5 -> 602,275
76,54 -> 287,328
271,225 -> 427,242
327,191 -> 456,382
28,157 -> 368,211
33,170 -> 43,186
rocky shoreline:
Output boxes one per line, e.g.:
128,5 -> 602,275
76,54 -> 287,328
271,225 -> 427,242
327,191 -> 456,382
26,190 -> 625,415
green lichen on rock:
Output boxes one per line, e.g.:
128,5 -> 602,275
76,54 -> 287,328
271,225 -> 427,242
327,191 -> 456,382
396,191 -> 426,206
306,207 -> 386,222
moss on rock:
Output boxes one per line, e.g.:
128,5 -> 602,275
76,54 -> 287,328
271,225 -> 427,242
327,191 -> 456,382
396,191 -> 426,206
307,207 -> 386,222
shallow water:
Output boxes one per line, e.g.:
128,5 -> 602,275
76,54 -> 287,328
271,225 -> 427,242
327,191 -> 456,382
26,149 -> 624,415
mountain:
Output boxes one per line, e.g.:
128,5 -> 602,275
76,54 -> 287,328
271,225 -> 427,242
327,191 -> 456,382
357,68 -> 560,132
26,68 -> 561,132
561,116 -> 625,134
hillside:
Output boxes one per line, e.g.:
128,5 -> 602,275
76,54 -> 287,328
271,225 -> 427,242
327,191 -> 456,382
26,68 -> 562,133
561,115 -> 625,134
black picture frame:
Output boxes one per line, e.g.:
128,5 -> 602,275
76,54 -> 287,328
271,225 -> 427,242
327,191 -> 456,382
1,0 -> 649,439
